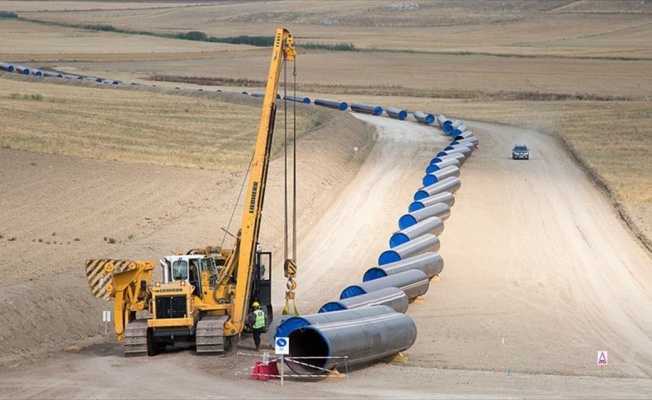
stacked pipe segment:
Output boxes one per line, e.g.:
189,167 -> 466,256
390,216 -> 444,247
275,306 -> 396,340
399,202 -> 451,229
409,191 -> 455,212
341,269 -> 430,300
452,137 -> 479,146
437,146 -> 473,158
286,308 -> 417,375
43,71 -> 63,78
0,62 -> 15,72
351,103 -> 383,116
455,131 -> 475,141
414,176 -> 461,201
422,165 -> 460,186
284,94 -> 311,104
318,286 -> 409,313
430,153 -> 466,165
445,142 -> 476,152
386,107 -> 408,120
364,252 -> 444,282
15,66 -> 30,75
315,98 -> 348,111
425,158 -> 460,174
379,233 -> 440,265
414,111 -> 435,125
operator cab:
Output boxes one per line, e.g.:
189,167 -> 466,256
160,255 -> 214,296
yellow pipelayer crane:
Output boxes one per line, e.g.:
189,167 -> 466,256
84,28 -> 297,356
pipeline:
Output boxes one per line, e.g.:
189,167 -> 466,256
364,252 -> 443,281
399,202 -> 450,229
452,136 -> 479,146
390,216 -> 444,247
414,111 -> 435,125
436,146 -> 473,158
414,176 -> 461,201
341,269 -> 429,301
15,65 -> 30,75
350,102 -> 383,116
409,191 -> 455,212
318,286 -> 409,313
454,130 -> 475,141
444,142 -> 475,152
425,158 -> 460,174
379,233 -> 440,265
286,306 -> 417,374
429,152 -> 466,166
422,165 -> 460,187
284,94 -> 311,104
0,62 -> 15,72
386,107 -> 408,120
43,71 -> 63,78
251,92 -> 281,99
314,98 -> 348,111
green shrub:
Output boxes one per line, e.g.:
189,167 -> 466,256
0,11 -> 18,19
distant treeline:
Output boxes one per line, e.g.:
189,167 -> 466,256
80,25 -> 356,51
0,11 -> 18,18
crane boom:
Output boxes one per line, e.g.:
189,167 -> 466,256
228,28 -> 296,334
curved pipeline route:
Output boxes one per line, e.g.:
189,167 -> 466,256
0,58 -> 481,376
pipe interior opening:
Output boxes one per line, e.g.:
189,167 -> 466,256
288,328 -> 330,374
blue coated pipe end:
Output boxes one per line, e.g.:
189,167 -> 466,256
398,214 -> 418,229
413,190 -> 429,201
408,201 -> 425,212
422,174 -> 439,187
340,285 -> 367,299
318,302 -> 347,313
389,233 -> 409,248
362,267 -> 389,282
378,250 -> 401,265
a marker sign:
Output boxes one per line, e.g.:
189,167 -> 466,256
597,351 -> 608,365
275,337 -> 289,355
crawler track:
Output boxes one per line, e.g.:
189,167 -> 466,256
195,315 -> 229,355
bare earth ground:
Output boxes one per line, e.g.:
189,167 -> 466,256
1,113 -> 652,398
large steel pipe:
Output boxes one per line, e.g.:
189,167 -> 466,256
445,142 -> 476,152
437,115 -> 453,134
315,98 -> 348,111
454,130 -> 475,141
286,307 -> 417,375
318,287 -> 409,313
386,107 -> 408,120
436,146 -> 473,158
390,216 -> 444,247
15,65 -> 30,75
429,152 -> 466,166
64,74 -> 83,80
452,136 -> 479,146
422,165 -> 460,186
31,69 -> 43,77
275,306 -> 396,340
399,202 -> 450,229
414,176 -> 461,201
341,269 -> 429,300
414,111 -> 435,125
43,71 -> 63,78
409,191 -> 455,212
425,158 -> 460,174
252,92 -> 281,99
284,94 -> 311,104
364,252 -> 444,281
378,234 -> 440,265
0,62 -> 15,72
351,102 -> 383,116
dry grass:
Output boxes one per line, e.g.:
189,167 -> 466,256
1,0 -> 651,243
0,75 -> 315,171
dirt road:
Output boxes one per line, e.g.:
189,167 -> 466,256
2,116 -> 652,398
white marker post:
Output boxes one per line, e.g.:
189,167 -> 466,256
597,350 -> 608,378
102,310 -> 111,334
275,337 -> 289,386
